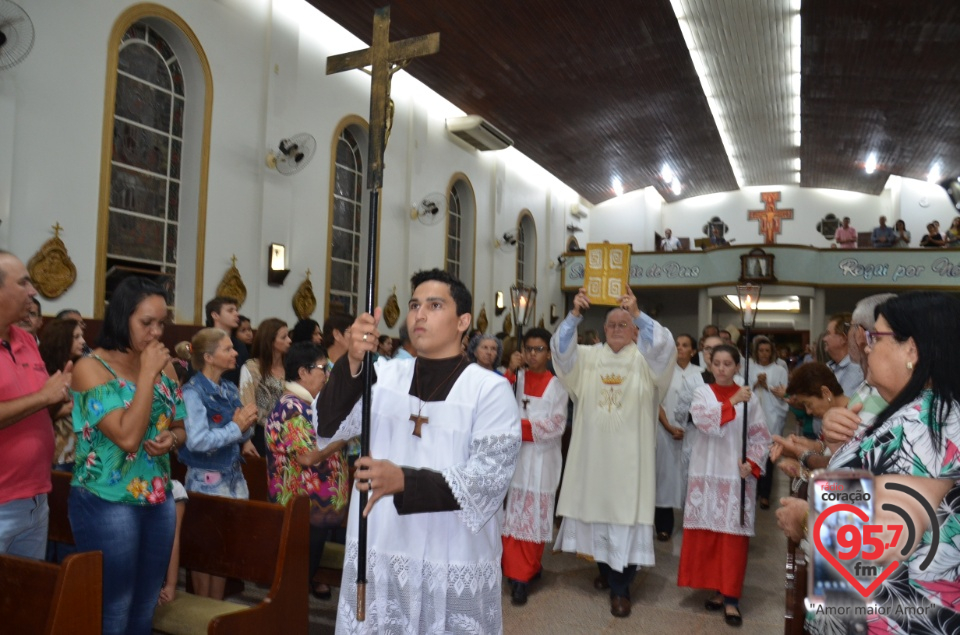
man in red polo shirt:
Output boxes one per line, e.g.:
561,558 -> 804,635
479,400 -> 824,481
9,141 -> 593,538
0,251 -> 72,559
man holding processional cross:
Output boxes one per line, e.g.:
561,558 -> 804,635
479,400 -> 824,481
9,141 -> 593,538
317,269 -> 521,633
321,8 -> 521,633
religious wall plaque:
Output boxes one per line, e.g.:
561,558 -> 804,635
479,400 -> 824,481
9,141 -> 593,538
740,247 -> 777,283
27,223 -> 77,299
583,242 -> 631,305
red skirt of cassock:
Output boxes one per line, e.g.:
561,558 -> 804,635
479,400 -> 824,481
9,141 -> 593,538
677,528 -> 750,599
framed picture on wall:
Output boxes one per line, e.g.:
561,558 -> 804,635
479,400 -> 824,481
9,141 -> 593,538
739,248 -> 776,283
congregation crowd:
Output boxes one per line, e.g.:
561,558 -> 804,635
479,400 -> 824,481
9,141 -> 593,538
658,214 -> 960,250
2,245 -> 959,634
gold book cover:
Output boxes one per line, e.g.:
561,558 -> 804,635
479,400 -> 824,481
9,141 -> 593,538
583,243 -> 631,305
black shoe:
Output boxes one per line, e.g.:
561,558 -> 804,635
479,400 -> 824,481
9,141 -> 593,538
705,594 -> 724,611
511,581 -> 528,606
657,531 -> 671,542
724,604 -> 743,627
311,583 -> 332,600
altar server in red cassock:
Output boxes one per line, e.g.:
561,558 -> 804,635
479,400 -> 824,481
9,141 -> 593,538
679,344 -> 770,627
501,327 -> 568,605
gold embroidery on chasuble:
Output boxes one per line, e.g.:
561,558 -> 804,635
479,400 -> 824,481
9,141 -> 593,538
598,372 -> 624,413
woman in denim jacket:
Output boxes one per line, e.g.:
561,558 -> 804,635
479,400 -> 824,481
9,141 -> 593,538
179,327 -> 257,599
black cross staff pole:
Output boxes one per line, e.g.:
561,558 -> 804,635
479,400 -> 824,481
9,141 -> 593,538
740,324 -> 750,526
326,6 -> 439,621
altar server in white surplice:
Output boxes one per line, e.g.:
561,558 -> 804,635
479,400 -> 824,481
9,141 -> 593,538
317,269 -> 521,635
500,327 -> 568,606
550,286 -> 675,619
654,333 -> 704,541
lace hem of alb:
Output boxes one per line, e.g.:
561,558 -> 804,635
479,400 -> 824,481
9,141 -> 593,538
337,541 -> 503,635
502,488 -> 555,542
444,433 -> 520,534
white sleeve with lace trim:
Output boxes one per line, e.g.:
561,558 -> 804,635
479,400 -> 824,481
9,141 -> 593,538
690,385 -> 727,437
442,376 -> 522,533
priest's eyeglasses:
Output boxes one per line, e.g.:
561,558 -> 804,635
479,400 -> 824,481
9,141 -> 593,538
524,345 -> 547,353
864,331 -> 896,347
605,321 -> 632,330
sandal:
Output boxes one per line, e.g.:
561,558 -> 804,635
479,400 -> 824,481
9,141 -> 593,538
705,594 -> 724,611
724,604 -> 743,627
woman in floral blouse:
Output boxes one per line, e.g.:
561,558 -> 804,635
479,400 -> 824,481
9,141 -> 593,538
68,277 -> 185,635
266,342 -> 348,600
778,292 -> 960,635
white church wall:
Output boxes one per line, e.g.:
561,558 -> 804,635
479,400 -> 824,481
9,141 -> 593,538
655,184 -> 894,248
587,189 -> 650,250
4,0 -> 579,330
897,176 -> 958,240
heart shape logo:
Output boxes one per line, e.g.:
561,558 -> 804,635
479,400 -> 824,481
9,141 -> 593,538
813,503 -> 899,597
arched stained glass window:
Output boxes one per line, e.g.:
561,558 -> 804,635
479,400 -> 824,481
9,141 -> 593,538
106,23 -> 184,305
329,127 -> 364,316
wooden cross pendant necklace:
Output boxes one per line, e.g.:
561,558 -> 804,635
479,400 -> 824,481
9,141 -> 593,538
409,355 -> 467,437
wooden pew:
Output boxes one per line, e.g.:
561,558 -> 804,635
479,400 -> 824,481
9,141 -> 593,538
0,550 -> 102,635
152,492 -> 309,634
49,470 -> 310,634
784,481 -> 808,635
241,454 -> 269,502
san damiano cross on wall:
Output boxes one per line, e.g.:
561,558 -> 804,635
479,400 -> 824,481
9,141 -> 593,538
325,6 -> 440,191
748,191 -> 794,244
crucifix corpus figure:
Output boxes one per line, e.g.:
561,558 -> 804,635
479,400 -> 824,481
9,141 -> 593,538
326,6 -> 440,191
748,191 -> 794,245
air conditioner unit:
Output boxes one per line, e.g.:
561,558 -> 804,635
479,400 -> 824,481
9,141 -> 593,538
570,204 -> 590,219
445,115 -> 513,151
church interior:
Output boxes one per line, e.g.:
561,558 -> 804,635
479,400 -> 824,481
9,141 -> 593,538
2,0 -> 960,632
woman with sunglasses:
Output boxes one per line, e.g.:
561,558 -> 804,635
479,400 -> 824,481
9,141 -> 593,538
265,342 -> 349,600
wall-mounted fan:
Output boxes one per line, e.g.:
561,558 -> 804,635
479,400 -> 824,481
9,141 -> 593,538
493,230 -> 517,252
0,1 -> 35,71
409,192 -> 445,226
266,133 -> 316,175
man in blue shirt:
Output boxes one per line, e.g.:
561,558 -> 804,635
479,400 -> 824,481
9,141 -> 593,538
871,216 -> 896,248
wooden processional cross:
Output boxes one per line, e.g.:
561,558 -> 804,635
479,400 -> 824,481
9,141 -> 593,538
326,6 -> 440,191
325,6 -> 440,623
748,191 -> 794,245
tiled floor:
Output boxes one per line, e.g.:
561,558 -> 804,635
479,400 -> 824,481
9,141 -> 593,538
236,474 -> 794,634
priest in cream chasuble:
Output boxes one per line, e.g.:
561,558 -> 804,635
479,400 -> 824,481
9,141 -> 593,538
550,287 -> 675,617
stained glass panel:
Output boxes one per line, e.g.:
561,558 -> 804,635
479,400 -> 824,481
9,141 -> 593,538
335,165 -> 355,198
115,74 -> 171,132
168,182 -> 179,221
172,98 -> 184,138
170,140 -> 181,179
119,42 -> 170,90
330,261 -> 352,294
332,228 -> 352,261
113,121 -> 169,175
336,138 -> 353,168
170,60 -> 184,96
333,198 -> 353,230
109,166 -> 166,217
108,211 -> 164,261
166,224 -> 178,263
153,32 -> 173,62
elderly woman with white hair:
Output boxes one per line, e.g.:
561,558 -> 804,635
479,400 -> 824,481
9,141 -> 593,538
467,333 -> 504,374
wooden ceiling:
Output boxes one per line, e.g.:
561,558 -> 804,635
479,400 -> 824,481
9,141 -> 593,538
308,0 -> 960,204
